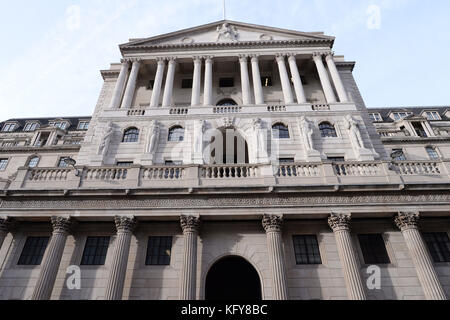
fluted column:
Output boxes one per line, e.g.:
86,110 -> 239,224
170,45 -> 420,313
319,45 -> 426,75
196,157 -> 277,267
162,57 -> 177,108
239,55 -> 252,105
109,59 -> 130,109
31,216 -> 73,300
203,56 -> 213,106
328,213 -> 367,300
120,59 -> 141,109
105,216 -> 137,300
312,53 -> 337,104
150,58 -> 166,108
179,215 -> 200,300
0,217 -> 10,250
275,54 -> 294,105
191,57 -> 202,106
395,212 -> 447,300
287,54 -> 307,104
325,52 -> 349,103
250,55 -> 264,105
262,215 -> 288,300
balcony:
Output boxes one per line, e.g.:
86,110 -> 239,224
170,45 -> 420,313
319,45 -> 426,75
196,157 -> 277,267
4,160 -> 450,194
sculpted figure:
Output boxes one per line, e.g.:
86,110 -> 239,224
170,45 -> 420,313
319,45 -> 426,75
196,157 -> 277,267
345,115 -> 365,150
216,23 -> 238,42
299,116 -> 315,152
145,121 -> 160,154
98,122 -> 114,157
253,118 -> 266,158
194,120 -> 206,154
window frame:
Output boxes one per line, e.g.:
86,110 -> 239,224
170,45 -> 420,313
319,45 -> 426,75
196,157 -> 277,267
122,127 -> 140,143
369,113 -> 383,122
56,156 -> 71,168
80,236 -> 110,266
145,236 -> 173,266
27,155 -> 40,168
423,111 -> 441,121
0,158 -> 10,171
17,236 -> 50,266
2,123 -> 17,132
272,123 -> 290,140
319,122 -> 338,138
23,122 -> 39,132
392,148 -> 406,161
77,121 -> 90,131
292,235 -> 323,265
425,146 -> 440,160
357,234 -> 391,265
422,232 -> 450,263
168,126 -> 185,142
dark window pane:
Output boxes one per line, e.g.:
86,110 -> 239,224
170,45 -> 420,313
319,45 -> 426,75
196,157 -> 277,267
272,123 -> 290,139
219,78 -> 234,88
147,80 -> 155,90
319,122 -> 337,138
123,128 -> 140,143
18,237 -> 49,265
181,79 -> 193,89
146,236 -> 172,266
423,233 -> 450,263
293,235 -> 322,265
261,76 -> 272,87
358,234 -> 391,265
168,126 -> 184,142
81,237 -> 110,266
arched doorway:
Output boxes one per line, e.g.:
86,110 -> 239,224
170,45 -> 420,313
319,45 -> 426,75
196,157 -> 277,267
205,256 -> 262,301
208,127 -> 249,164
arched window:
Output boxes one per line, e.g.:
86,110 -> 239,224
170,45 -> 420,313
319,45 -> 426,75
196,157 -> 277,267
216,99 -> 238,106
168,126 -> 185,142
319,122 -> 337,138
122,128 -> 140,143
272,123 -> 290,139
27,156 -> 40,168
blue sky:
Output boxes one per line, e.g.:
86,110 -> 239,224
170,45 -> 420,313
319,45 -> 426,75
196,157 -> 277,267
0,0 -> 449,121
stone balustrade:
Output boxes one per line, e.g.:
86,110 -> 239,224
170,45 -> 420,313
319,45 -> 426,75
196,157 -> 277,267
5,160 -> 450,192
212,106 -> 243,114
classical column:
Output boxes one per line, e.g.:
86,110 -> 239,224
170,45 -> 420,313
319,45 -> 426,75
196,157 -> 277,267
109,59 -> 130,109
179,215 -> 200,300
150,58 -> 166,108
191,57 -> 202,106
395,212 -> 447,300
262,215 -> 288,300
0,217 -> 10,250
312,53 -> 337,104
239,55 -> 252,105
162,57 -> 177,108
287,54 -> 307,104
105,216 -> 137,300
325,52 -> 349,103
120,59 -> 141,109
250,55 -> 264,105
328,213 -> 367,300
31,216 -> 73,300
275,54 -> 294,105
203,56 -> 213,106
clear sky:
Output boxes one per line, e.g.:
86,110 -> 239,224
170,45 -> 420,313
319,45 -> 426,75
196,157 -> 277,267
0,0 -> 449,121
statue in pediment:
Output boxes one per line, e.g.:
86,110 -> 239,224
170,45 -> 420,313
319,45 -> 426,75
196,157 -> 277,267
216,23 -> 238,42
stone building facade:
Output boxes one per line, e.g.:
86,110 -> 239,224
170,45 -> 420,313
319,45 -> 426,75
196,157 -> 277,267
0,20 -> 448,300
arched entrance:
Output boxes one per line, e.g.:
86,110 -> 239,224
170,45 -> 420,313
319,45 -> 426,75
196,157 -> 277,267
205,256 -> 262,301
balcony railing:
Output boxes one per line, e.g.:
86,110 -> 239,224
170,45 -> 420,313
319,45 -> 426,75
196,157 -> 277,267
6,160 -> 450,192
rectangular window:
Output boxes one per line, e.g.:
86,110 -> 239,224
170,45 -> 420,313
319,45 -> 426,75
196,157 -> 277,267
426,147 -> 440,160
77,122 -> 90,130
18,237 -> 49,265
24,123 -> 38,132
393,112 -> 410,121
424,111 -> 441,121
261,76 -> 272,87
57,157 -> 70,167
2,123 -> 16,132
392,149 -> 406,161
358,234 -> 391,265
219,78 -> 234,88
0,159 -> 9,170
181,79 -> 193,89
413,122 -> 428,137
369,113 -> 383,122
116,162 -> 134,167
147,80 -> 155,90
293,235 -> 322,265
50,122 -> 68,130
80,237 -> 110,266
145,236 -> 173,266
423,233 -> 450,263
328,157 -> 345,162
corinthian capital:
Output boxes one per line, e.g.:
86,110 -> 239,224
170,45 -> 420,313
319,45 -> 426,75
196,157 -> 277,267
328,213 -> 351,232
262,214 -> 284,233
180,215 -> 201,233
114,216 -> 137,233
395,212 -> 420,231
51,216 -> 73,234
275,53 -> 287,62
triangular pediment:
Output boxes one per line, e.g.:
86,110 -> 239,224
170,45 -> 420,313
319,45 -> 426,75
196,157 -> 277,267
121,20 -> 334,48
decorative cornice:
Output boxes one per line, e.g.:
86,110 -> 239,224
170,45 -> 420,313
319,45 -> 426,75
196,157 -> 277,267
262,214 -> 283,233
114,216 -> 137,233
180,215 -> 201,233
51,216 -> 73,234
328,213 -> 351,232
395,212 -> 420,231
